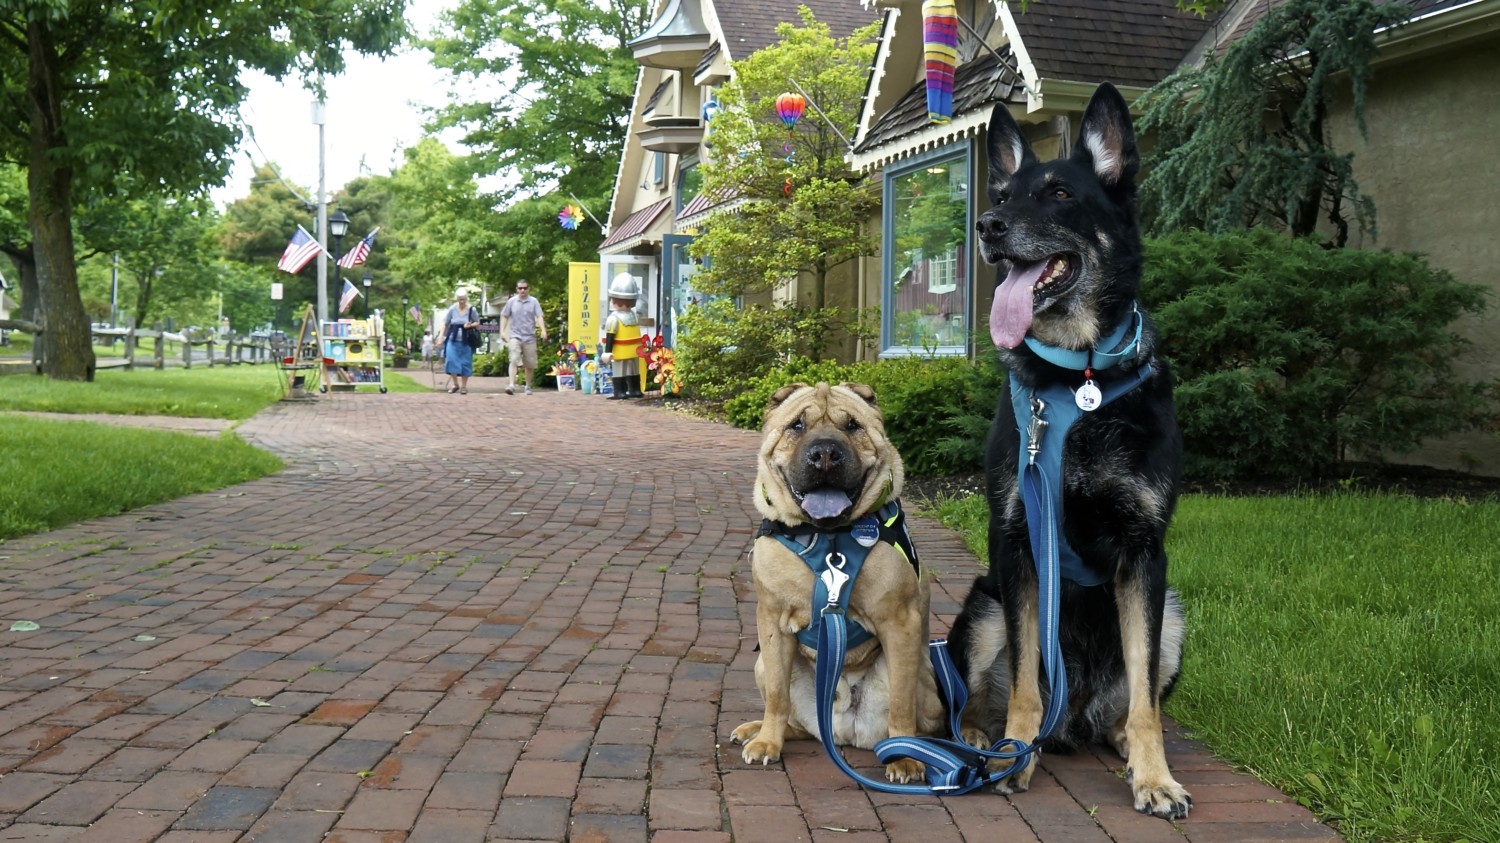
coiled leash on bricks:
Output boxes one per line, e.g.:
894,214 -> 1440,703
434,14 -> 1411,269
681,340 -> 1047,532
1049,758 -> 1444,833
802,306 -> 1154,796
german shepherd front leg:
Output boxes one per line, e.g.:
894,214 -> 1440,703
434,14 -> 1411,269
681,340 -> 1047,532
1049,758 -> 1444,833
1116,561 -> 1191,819
996,575 -> 1042,793
733,596 -> 800,764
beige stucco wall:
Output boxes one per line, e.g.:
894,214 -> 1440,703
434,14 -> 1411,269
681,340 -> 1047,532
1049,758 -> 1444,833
1327,32 -> 1500,475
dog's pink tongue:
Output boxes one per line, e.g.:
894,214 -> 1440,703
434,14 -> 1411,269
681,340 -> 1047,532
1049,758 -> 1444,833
990,259 -> 1048,348
801,489 -> 853,521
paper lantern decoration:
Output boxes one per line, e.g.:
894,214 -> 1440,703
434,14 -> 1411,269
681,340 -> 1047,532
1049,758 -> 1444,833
559,204 -> 583,230
923,0 -> 958,124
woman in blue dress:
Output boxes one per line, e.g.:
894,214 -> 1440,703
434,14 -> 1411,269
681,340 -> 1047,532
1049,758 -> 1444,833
439,290 -> 480,394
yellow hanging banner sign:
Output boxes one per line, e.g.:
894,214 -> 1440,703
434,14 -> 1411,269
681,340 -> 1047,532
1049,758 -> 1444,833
568,262 -> 602,348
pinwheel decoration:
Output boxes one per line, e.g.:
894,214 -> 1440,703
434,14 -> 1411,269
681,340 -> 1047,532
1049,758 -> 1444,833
559,204 -> 584,230
774,92 -> 806,196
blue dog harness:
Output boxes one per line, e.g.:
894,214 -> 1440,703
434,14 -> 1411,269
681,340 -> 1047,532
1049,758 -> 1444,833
758,500 -> 918,651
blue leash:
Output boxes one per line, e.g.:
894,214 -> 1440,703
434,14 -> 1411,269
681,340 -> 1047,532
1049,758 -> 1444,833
803,310 -> 1155,795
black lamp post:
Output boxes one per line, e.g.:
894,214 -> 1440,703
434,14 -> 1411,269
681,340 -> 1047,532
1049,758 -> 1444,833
401,295 -> 409,348
328,209 -> 350,316
362,271 -> 373,320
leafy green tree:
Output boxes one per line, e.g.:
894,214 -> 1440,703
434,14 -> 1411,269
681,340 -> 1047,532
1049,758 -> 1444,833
1137,0 -> 1410,246
219,164 -> 322,329
0,0 -> 407,380
689,10 -> 881,324
76,192 -> 219,328
384,138 -> 504,302
425,0 -> 650,209
423,0 -> 650,316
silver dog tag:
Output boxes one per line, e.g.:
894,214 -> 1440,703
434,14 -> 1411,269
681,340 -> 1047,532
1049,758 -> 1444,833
1075,379 -> 1102,412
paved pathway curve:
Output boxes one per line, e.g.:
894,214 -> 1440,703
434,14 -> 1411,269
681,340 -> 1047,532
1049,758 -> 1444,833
0,378 -> 1339,842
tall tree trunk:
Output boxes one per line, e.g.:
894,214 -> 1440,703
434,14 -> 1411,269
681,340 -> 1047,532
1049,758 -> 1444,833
27,20 -> 94,381
135,273 -> 155,328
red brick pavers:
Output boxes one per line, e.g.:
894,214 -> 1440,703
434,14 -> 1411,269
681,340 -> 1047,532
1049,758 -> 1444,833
0,384 -> 1338,841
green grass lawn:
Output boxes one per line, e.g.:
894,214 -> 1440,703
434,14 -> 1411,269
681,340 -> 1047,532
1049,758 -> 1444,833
0,415 -> 282,540
931,492 -> 1498,843
0,365 -> 287,419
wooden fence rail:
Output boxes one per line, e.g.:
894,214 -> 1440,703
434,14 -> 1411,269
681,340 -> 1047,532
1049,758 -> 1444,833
1,321 -> 276,373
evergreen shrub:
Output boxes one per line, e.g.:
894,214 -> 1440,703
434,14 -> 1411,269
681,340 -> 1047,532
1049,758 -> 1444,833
1143,228 -> 1492,480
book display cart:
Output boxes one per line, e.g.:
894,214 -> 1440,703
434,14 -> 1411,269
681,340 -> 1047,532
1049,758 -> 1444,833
320,317 -> 387,394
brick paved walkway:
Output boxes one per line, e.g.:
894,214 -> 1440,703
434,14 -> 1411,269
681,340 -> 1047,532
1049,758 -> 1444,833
0,377 -> 1339,842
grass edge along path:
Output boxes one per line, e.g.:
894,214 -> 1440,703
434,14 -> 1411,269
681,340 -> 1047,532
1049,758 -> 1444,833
0,415 -> 283,540
930,491 -> 1498,843
0,366 -> 286,420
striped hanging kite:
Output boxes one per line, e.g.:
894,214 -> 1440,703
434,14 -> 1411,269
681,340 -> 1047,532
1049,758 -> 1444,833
923,0 -> 959,124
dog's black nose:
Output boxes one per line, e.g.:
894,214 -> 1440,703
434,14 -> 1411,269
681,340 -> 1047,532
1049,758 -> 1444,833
975,214 -> 1007,240
804,441 -> 845,473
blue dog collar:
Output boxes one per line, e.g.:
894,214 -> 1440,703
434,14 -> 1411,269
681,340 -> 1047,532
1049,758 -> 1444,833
1023,304 -> 1142,371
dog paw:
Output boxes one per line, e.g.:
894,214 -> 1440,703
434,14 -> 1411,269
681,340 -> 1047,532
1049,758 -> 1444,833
740,736 -> 783,766
730,721 -> 762,746
1129,774 -> 1192,820
959,726 -> 990,750
885,758 -> 926,784
990,756 -> 1035,795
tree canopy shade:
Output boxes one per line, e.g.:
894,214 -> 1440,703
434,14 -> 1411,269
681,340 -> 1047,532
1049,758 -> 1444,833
1136,0 -> 1411,247
0,0 -> 408,380
424,0 -> 650,211
690,10 -> 881,316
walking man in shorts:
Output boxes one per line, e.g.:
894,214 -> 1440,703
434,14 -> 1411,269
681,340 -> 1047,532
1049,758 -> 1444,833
500,279 -> 547,395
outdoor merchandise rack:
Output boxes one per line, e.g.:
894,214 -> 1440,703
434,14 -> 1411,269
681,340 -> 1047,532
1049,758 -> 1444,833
320,317 -> 387,394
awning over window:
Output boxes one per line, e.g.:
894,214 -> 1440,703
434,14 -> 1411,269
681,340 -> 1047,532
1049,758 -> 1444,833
599,197 -> 674,254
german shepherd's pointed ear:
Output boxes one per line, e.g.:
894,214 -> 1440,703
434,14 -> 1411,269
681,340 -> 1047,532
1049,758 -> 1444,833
1073,83 -> 1139,188
986,103 -> 1035,201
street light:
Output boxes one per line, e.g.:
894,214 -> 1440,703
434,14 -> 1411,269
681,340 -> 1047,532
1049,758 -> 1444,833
328,209 -> 350,318
362,270 -> 373,320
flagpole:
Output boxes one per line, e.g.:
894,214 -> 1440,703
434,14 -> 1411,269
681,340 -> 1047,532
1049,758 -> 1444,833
314,97 -> 329,323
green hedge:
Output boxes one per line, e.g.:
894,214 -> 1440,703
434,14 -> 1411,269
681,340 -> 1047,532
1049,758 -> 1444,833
1144,228 -> 1492,480
724,354 -> 1004,477
717,229 -> 1493,483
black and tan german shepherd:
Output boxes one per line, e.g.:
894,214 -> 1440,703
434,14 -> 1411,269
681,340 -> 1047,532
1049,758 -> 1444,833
946,83 -> 1191,819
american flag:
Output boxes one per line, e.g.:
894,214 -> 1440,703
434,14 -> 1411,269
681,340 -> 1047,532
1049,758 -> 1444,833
408,301 -> 423,327
338,279 -> 361,314
337,227 -> 378,269
276,226 -> 324,273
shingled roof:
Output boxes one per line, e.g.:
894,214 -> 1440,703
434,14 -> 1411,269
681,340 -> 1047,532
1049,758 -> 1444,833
1008,0 -> 1213,89
854,48 -> 1027,154
1200,0 -> 1470,56
714,0 -> 878,62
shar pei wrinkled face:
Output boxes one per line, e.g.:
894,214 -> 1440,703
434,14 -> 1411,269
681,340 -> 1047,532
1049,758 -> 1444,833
754,382 -> 904,529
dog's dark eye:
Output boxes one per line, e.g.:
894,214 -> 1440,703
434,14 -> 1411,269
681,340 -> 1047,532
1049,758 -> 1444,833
1052,188 -> 1072,201
844,418 -> 861,433
788,419 -> 804,433
996,190 -> 1009,205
